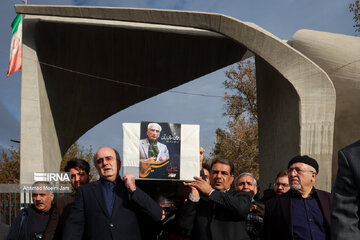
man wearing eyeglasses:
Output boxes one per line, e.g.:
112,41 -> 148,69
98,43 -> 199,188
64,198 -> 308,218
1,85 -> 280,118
62,147 -> 163,240
263,155 -> 332,240
139,123 -> 170,178
274,170 -> 290,195
261,170 -> 290,203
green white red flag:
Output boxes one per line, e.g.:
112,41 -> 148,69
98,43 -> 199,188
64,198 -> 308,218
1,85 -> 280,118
7,14 -> 22,77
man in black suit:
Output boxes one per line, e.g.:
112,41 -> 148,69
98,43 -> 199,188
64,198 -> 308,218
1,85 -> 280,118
62,147 -> 163,240
263,156 -> 332,240
331,140 -> 360,239
178,158 -> 251,240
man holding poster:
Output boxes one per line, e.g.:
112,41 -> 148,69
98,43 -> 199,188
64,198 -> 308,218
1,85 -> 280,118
139,122 -> 170,178
179,158 -> 251,240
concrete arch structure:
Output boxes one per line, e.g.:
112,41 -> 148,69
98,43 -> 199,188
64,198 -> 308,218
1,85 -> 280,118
290,30 -> 360,185
16,5 -> 336,191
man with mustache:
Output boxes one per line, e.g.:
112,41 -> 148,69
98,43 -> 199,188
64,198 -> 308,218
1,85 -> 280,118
263,155 -> 332,240
62,147 -> 163,240
178,158 -> 251,240
43,158 -> 91,240
6,181 -> 54,240
235,172 -> 264,240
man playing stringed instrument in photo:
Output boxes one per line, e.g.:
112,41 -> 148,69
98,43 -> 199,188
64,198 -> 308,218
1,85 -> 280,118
139,122 -> 170,178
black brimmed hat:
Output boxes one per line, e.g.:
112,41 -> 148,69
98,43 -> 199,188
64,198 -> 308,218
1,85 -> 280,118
287,155 -> 319,173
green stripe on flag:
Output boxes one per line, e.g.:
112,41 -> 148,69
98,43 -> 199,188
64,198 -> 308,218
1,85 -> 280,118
11,14 -> 22,35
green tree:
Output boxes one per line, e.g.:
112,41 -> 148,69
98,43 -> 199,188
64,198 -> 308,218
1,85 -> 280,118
349,0 -> 360,33
211,59 -> 259,179
0,147 -> 20,184
0,147 -> 20,224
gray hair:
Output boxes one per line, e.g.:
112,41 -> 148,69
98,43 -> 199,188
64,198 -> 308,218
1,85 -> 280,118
308,165 -> 316,174
308,165 -> 316,184
235,172 -> 257,189
147,123 -> 162,132
32,181 -> 53,195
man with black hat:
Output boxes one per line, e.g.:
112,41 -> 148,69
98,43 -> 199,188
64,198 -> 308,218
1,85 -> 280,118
263,155 -> 332,240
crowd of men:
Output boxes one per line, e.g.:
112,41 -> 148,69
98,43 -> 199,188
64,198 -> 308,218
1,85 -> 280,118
6,139 -> 360,240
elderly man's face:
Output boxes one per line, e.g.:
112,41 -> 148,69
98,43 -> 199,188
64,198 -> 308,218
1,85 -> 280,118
288,162 -> 316,192
94,147 -> 120,182
32,189 -> 54,212
274,176 -> 290,195
210,163 -> 234,192
69,168 -> 90,190
147,124 -> 161,142
236,175 -> 257,198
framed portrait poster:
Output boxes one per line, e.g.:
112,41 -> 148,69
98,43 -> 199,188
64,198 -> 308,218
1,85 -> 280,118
123,122 -> 200,180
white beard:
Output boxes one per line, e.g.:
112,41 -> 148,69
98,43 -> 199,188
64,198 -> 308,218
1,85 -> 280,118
290,183 -> 301,191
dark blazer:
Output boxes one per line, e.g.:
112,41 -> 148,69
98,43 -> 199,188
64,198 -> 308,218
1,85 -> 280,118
263,189 -> 332,240
178,189 -> 251,240
331,140 -> 360,239
7,204 -> 52,240
43,195 -> 75,240
62,179 -> 162,240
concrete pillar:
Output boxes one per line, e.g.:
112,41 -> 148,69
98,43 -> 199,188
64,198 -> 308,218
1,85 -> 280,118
20,18 -> 62,184
256,56 -> 300,190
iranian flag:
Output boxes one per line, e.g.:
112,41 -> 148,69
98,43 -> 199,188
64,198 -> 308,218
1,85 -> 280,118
7,14 -> 22,77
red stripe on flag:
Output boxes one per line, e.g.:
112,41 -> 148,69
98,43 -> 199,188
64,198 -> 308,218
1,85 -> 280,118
7,37 -> 22,77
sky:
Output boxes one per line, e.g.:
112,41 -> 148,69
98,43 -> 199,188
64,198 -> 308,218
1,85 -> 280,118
0,0 -> 356,157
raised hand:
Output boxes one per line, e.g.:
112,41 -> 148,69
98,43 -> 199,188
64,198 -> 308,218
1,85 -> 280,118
123,174 -> 136,193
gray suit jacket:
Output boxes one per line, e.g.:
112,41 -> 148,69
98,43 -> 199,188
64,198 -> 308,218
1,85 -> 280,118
139,138 -> 169,161
331,140 -> 360,239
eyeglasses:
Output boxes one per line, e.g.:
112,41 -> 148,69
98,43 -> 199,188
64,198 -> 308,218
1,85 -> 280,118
274,182 -> 289,188
96,156 -> 114,164
287,167 -> 314,175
